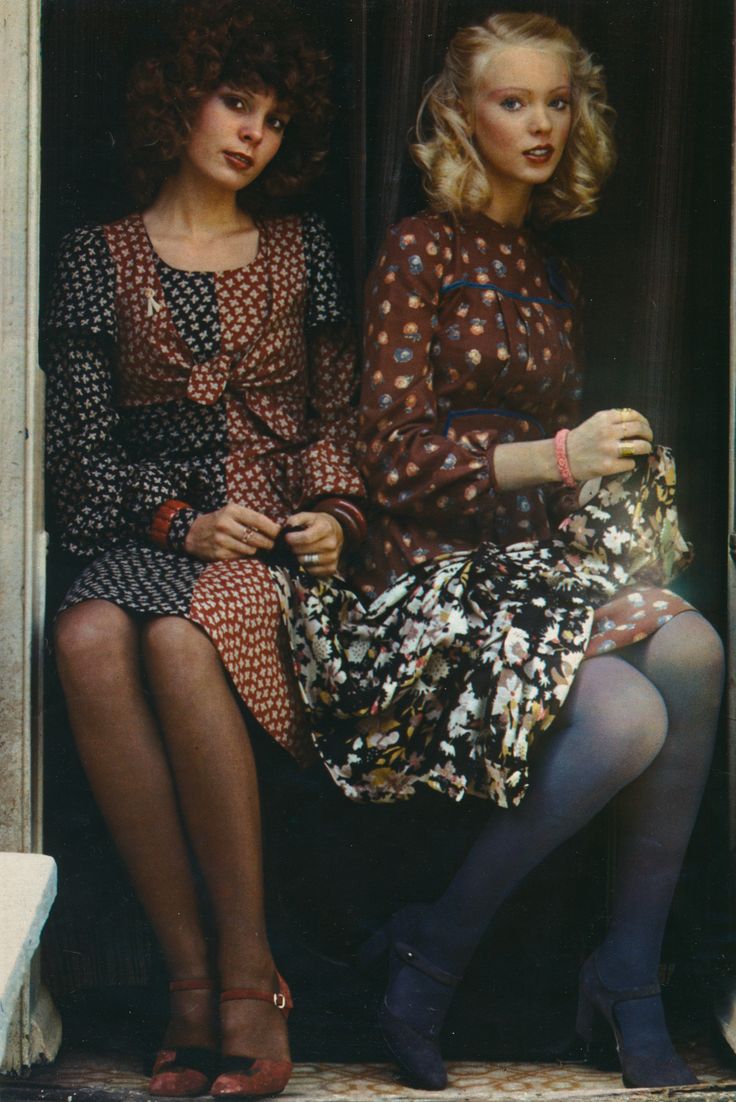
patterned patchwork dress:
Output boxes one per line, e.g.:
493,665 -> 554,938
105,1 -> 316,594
45,211 -> 364,764
274,210 -> 695,804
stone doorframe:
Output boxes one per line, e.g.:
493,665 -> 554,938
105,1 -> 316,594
730,75 -> 736,855
0,0 -> 60,1073
0,0 -> 734,1075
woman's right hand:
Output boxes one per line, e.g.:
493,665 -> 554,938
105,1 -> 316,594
566,408 -> 653,481
184,504 -> 280,562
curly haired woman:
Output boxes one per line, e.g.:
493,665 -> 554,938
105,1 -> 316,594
276,11 -> 724,1091
44,2 -> 365,1096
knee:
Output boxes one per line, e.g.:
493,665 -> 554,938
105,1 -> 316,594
574,657 -> 668,780
54,600 -> 136,681
655,612 -> 725,701
141,615 -> 216,667
611,680 -> 669,777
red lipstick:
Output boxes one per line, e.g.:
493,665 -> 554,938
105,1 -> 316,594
224,150 -> 254,171
523,144 -> 554,165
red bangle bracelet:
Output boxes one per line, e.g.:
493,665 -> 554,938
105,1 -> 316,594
554,429 -> 577,488
150,498 -> 192,550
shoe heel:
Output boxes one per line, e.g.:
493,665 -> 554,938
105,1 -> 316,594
355,924 -> 390,975
575,989 -> 595,1044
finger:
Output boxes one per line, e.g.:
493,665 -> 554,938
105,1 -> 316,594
225,520 -> 275,551
304,562 -> 338,577
218,531 -> 257,556
286,523 -> 327,549
617,419 -> 652,442
229,505 -> 281,540
298,551 -> 323,568
285,511 -> 315,529
611,407 -> 646,425
615,438 -> 653,460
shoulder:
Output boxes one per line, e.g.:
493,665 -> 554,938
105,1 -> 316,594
380,210 -> 455,260
53,223 -> 112,271
259,211 -> 337,263
368,211 -> 453,302
46,223 -> 117,337
267,211 -> 349,327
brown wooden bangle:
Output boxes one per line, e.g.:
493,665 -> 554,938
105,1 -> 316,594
150,498 -> 192,550
316,497 -> 368,548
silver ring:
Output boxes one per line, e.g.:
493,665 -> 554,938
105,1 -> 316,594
302,553 -> 319,565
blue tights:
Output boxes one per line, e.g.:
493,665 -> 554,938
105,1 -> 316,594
388,611 -> 724,1057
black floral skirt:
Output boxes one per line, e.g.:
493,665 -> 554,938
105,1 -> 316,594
274,447 -> 693,807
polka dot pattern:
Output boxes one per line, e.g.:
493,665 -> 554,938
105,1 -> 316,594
352,209 -> 690,659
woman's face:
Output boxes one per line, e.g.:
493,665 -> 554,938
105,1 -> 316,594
180,84 -> 290,192
470,45 -> 571,200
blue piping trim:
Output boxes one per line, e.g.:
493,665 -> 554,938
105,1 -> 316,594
440,279 -> 573,309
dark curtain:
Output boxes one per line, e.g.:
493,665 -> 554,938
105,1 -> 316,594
41,0 -> 732,1061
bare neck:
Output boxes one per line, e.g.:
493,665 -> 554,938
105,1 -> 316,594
483,182 -> 533,229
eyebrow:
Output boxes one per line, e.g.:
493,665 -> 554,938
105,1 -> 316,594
490,84 -> 571,95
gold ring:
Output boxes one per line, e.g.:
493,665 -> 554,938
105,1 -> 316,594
616,407 -> 635,419
241,525 -> 254,542
618,441 -> 636,458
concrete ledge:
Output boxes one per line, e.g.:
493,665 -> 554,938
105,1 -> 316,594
0,854 -> 57,1066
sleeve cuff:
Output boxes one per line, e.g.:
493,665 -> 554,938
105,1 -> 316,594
486,441 -> 501,493
150,499 -> 195,552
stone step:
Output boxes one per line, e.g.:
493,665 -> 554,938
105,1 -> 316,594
0,853 -> 58,1066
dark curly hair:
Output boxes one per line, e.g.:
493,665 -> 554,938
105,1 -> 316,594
126,0 -> 333,209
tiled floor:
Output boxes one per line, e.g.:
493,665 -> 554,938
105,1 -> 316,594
3,1043 -> 736,1101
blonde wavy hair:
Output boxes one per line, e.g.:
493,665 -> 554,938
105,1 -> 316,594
412,12 -> 616,224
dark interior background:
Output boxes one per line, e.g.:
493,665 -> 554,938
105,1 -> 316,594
41,0 -> 734,1066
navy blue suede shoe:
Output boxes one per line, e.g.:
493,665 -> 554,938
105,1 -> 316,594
358,907 -> 462,1091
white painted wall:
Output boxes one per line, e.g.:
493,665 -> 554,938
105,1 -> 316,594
0,0 -> 60,1073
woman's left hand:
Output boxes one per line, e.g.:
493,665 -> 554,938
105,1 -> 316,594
284,511 -> 344,576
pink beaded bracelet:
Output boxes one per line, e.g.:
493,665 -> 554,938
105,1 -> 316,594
554,429 -> 577,487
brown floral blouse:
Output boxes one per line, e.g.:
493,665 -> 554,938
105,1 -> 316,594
354,208 -> 582,599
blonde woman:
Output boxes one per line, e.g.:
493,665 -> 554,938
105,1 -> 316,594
278,11 -> 723,1092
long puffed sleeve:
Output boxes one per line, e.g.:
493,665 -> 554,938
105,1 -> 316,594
295,213 -> 365,508
43,227 -> 203,557
358,215 -> 503,525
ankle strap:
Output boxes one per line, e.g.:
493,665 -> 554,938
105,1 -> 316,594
221,986 -> 293,1011
393,940 -> 462,988
609,980 -> 661,1003
169,978 -> 215,992
592,955 -> 661,1003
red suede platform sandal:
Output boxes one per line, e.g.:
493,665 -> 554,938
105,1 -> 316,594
210,975 -> 293,1099
149,979 -> 219,1098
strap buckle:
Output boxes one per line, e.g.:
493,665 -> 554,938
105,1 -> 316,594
273,992 -> 287,1009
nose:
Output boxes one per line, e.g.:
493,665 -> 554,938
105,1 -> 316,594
238,112 -> 264,144
529,104 -> 553,135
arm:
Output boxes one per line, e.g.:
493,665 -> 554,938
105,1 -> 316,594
359,217 -> 651,522
44,228 -> 202,556
283,215 -> 366,573
296,213 -> 366,511
358,215 -> 510,524
45,333 -> 203,556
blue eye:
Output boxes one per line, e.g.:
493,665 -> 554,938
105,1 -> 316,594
500,97 -> 523,111
549,97 -> 570,111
